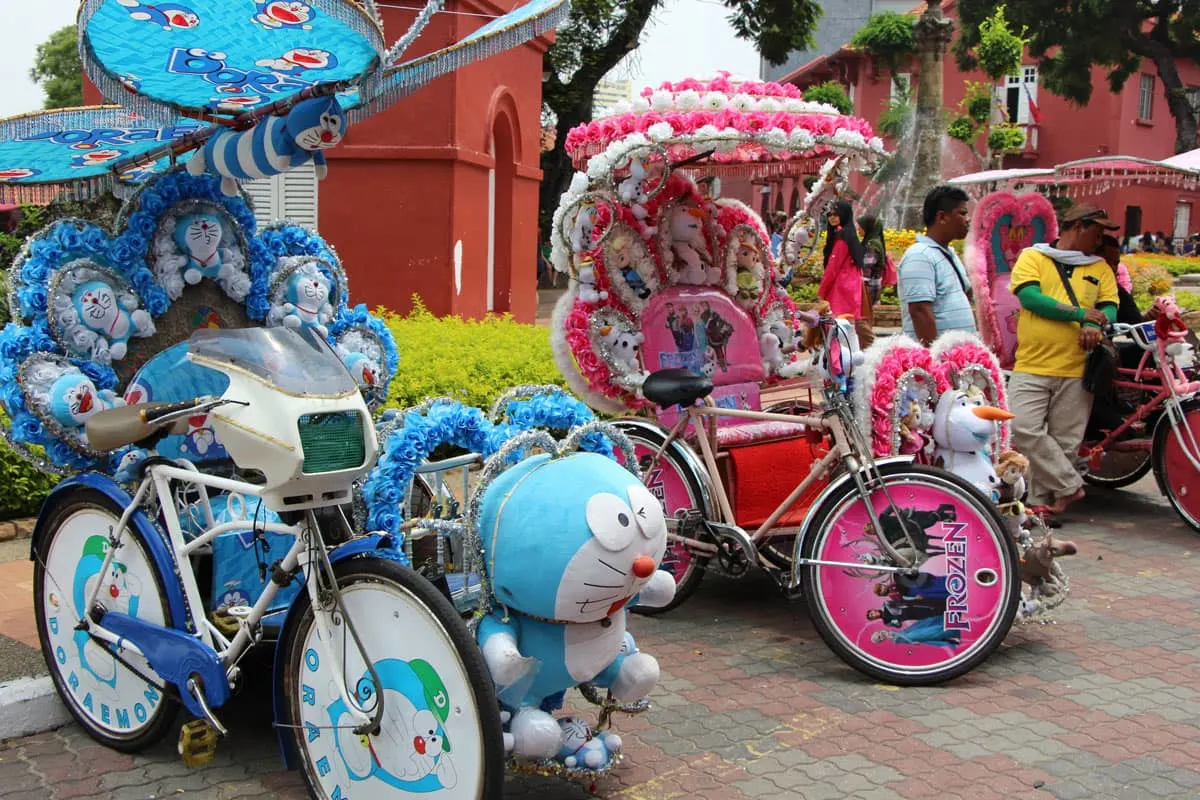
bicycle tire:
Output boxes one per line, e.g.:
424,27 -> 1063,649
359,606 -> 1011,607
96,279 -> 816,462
1153,401 -> 1200,532
33,488 -> 180,751
799,464 -> 1020,686
280,557 -> 505,799
1082,446 -> 1153,489
613,421 -> 712,615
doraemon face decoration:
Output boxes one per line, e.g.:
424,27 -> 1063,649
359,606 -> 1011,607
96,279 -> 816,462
287,97 -> 347,153
48,372 -> 110,428
479,452 -> 667,623
342,351 -> 379,388
253,1 -> 315,30
173,212 -> 225,278
74,281 -> 131,341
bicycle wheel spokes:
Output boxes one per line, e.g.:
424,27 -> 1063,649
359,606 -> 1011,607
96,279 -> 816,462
283,559 -> 503,799
801,465 -> 1020,685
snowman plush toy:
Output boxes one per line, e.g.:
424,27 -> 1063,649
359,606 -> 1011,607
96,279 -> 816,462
475,448 -> 676,768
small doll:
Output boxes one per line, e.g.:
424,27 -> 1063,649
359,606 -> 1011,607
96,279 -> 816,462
897,395 -> 926,455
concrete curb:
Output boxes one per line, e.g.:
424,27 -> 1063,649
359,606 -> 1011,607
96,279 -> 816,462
0,675 -> 71,742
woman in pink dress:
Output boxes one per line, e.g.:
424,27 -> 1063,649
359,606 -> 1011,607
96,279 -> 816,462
818,201 -> 873,346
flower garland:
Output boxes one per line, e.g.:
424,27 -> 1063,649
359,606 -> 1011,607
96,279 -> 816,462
931,331 -> 1011,453
330,303 -> 401,378
362,391 -> 612,539
258,222 -> 351,322
853,336 -> 936,456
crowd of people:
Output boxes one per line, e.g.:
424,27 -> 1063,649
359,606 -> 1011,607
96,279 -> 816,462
810,185 -> 1175,528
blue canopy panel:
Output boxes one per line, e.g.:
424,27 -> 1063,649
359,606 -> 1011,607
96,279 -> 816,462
0,107 -> 205,204
78,0 -> 386,122
344,0 -> 570,123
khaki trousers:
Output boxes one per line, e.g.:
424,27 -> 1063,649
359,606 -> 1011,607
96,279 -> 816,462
1008,372 -> 1093,507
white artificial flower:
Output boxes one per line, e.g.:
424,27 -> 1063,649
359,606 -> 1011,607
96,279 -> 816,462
869,136 -> 886,153
611,101 -> 633,116
647,121 -> 674,142
569,172 -> 590,193
729,93 -> 755,112
631,96 -> 651,112
675,89 -> 701,110
789,128 -> 816,150
782,98 -> 804,113
758,98 -> 781,113
715,130 -> 740,152
695,124 -> 721,139
761,128 -> 788,149
649,90 -> 674,111
701,92 -> 727,111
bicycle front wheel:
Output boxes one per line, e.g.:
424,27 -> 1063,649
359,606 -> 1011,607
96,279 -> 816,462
280,557 -> 504,799
799,464 -> 1020,686
1153,402 -> 1200,532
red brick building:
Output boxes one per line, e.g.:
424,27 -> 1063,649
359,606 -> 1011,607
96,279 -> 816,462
763,0 -> 1200,239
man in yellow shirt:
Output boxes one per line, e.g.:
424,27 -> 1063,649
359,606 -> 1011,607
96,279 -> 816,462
1009,205 -> 1119,523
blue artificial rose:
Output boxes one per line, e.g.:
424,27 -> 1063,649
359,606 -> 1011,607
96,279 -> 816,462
281,227 -> 309,251
139,192 -> 166,217
142,288 -> 170,317
29,324 -> 57,354
27,239 -> 62,265
1,384 -> 25,415
369,507 -> 401,536
26,287 -> 48,315
13,414 -> 45,444
156,179 -> 180,204
246,296 -> 270,321
21,257 -> 50,284
81,226 -> 108,255
55,225 -> 84,253
132,213 -> 159,241
0,331 -> 28,362
375,483 -> 401,506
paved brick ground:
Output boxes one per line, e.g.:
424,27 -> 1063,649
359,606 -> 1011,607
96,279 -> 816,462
4,478 -> 1200,799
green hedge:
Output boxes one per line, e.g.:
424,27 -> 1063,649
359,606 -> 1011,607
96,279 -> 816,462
383,297 -> 564,410
0,414 -> 56,520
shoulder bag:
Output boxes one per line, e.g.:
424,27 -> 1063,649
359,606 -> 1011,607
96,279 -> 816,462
1052,260 -> 1117,396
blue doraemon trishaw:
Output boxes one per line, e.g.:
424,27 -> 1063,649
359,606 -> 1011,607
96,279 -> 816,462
0,1 -> 573,797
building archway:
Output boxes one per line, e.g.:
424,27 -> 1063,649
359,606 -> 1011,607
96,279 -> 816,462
487,95 -> 520,314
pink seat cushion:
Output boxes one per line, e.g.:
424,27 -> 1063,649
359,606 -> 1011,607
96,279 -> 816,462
715,420 -> 808,446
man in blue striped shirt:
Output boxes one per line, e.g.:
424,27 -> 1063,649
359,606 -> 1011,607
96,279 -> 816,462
898,186 -> 977,346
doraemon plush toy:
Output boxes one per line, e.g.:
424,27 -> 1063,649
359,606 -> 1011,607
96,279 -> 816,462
557,716 -> 622,770
48,372 -> 123,429
268,261 -> 336,336
476,451 -> 676,761
931,386 -> 1015,500
342,350 -> 380,390
173,213 -> 235,286
187,95 -> 347,196
66,279 -> 155,362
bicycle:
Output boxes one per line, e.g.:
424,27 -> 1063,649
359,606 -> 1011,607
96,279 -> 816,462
616,315 -> 1021,686
1080,321 -> 1200,529
32,326 -> 504,799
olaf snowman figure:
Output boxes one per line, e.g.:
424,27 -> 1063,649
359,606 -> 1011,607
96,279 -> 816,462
931,384 -> 1015,500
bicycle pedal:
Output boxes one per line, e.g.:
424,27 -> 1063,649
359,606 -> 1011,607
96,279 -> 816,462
178,719 -> 220,768
209,609 -> 241,638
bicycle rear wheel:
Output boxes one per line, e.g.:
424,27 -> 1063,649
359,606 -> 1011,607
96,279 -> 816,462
799,464 -> 1020,686
1153,402 -> 1200,532
33,487 -> 179,751
614,421 -> 712,615
280,557 -> 504,799
1082,442 -> 1153,488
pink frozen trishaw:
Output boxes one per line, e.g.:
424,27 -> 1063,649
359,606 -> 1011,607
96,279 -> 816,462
549,73 -> 1027,685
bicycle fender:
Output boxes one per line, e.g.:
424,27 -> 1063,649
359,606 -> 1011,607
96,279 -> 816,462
270,532 -> 406,769
30,473 -> 190,630
788,455 -> 915,588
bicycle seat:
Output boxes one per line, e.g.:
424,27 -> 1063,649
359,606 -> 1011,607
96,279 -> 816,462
641,369 -> 713,408
86,402 -> 182,451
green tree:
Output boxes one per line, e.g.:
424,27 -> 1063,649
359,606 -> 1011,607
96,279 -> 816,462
947,6 -> 1028,168
956,0 -> 1200,154
540,0 -> 823,230
851,11 -> 917,87
803,81 -> 853,115
30,25 -> 83,110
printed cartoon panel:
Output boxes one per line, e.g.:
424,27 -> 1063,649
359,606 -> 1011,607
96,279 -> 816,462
123,341 -> 231,463
641,287 -> 765,385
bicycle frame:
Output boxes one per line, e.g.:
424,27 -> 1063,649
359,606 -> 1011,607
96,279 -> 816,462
643,390 -> 922,576
74,460 -> 379,731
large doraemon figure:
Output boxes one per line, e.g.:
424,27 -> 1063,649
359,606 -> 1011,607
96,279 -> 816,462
475,451 -> 676,761
187,96 -> 346,196
173,212 -> 235,286
48,371 -> 123,430
71,280 -> 155,362
72,535 -> 142,690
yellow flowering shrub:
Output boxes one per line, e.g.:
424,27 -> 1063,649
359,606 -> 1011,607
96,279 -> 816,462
1125,261 -> 1174,297
383,297 -> 565,410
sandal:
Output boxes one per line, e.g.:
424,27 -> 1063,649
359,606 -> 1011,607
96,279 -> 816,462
1028,506 -> 1063,529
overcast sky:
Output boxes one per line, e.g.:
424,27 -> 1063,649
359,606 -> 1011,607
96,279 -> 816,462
0,0 -> 759,119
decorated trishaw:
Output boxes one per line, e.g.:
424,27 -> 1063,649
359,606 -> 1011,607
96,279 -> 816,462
545,72 -> 1085,685
0,1 -> 685,797
949,159 -> 1200,532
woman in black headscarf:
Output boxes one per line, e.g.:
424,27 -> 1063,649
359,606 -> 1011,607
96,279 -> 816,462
818,200 -> 874,346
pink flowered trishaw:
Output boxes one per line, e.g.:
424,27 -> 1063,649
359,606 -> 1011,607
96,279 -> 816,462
549,74 -> 1026,685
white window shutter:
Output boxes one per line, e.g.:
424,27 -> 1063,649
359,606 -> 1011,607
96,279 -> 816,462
243,162 -> 318,230
243,176 -> 277,228
282,163 -> 318,229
